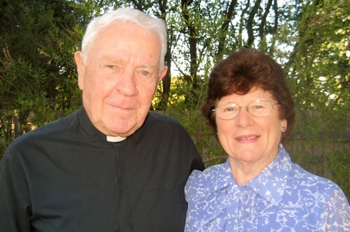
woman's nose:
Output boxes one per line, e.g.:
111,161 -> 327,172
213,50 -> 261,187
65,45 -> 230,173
235,106 -> 254,127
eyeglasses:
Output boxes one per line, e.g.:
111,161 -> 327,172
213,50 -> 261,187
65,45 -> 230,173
212,99 -> 279,120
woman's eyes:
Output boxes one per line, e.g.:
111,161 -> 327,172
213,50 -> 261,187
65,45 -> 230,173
223,106 -> 238,112
251,105 -> 265,109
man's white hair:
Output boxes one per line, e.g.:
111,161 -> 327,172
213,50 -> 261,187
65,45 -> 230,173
81,8 -> 167,68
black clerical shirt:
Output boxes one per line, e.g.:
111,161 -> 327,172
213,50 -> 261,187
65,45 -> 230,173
0,108 -> 204,232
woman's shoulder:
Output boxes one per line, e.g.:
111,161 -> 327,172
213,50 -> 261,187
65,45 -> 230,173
289,162 -> 347,200
189,162 -> 229,183
287,163 -> 350,229
185,161 -> 232,200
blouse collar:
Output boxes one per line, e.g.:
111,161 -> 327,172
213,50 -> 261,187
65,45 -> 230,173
216,144 -> 292,206
248,144 -> 292,206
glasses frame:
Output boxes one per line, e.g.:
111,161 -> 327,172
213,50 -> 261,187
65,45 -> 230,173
212,99 -> 280,120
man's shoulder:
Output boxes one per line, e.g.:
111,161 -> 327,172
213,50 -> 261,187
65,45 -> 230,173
148,111 -> 181,125
149,111 -> 180,123
6,111 -> 79,151
144,111 -> 192,139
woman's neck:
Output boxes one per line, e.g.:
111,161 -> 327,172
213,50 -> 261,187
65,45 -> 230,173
228,154 -> 276,185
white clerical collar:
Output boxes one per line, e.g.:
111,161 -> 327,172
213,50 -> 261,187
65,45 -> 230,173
106,136 -> 127,142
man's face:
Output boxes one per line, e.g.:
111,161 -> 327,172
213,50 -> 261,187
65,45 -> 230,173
75,21 -> 167,137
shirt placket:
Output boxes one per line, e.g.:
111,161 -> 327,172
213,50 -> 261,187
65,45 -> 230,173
235,185 -> 258,231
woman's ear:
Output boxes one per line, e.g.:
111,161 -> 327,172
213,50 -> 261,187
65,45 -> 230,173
281,119 -> 287,132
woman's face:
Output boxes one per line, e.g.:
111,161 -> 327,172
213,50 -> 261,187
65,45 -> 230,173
215,88 -> 287,168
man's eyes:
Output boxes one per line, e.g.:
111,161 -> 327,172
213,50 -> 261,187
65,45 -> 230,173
107,65 -> 118,70
141,70 -> 150,76
105,66 -> 154,79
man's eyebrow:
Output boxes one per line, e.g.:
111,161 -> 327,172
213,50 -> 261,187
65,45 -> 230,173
139,63 -> 157,68
103,56 -> 122,63
102,56 -> 158,69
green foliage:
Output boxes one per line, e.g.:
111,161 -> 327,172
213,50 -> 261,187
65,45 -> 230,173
278,0 -> 350,199
328,150 -> 350,199
0,0 -> 83,156
154,76 -> 225,166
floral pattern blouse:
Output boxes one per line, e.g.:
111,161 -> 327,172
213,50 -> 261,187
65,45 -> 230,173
185,145 -> 350,231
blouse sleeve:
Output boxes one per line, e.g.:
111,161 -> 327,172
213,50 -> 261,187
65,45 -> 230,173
185,170 -> 202,203
320,188 -> 350,231
184,170 -> 204,232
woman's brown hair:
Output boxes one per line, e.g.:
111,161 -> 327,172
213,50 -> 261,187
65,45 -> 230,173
201,48 -> 295,143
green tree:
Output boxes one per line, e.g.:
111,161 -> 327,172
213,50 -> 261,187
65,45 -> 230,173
282,1 -> 350,196
0,0 -> 83,156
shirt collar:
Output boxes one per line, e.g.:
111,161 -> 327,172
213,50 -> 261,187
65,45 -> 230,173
106,136 -> 127,142
248,144 -> 292,205
207,145 -> 292,206
78,107 -> 127,142
211,160 -> 235,191
78,107 -> 151,143
78,107 -> 103,141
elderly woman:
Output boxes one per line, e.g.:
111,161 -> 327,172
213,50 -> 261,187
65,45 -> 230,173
185,48 -> 350,231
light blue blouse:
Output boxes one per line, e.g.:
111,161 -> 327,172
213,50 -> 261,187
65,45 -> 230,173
185,145 -> 350,231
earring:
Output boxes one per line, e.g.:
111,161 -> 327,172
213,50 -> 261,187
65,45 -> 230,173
281,126 -> 287,132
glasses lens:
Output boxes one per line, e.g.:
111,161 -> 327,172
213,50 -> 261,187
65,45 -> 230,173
214,100 -> 277,119
217,103 -> 240,119
248,100 -> 273,117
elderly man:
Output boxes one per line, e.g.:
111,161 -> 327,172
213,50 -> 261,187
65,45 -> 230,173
0,8 -> 204,231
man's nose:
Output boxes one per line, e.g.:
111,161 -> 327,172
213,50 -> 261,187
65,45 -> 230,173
116,70 -> 138,96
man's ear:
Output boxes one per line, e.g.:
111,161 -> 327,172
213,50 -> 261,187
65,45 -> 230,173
74,51 -> 85,90
158,66 -> 168,82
